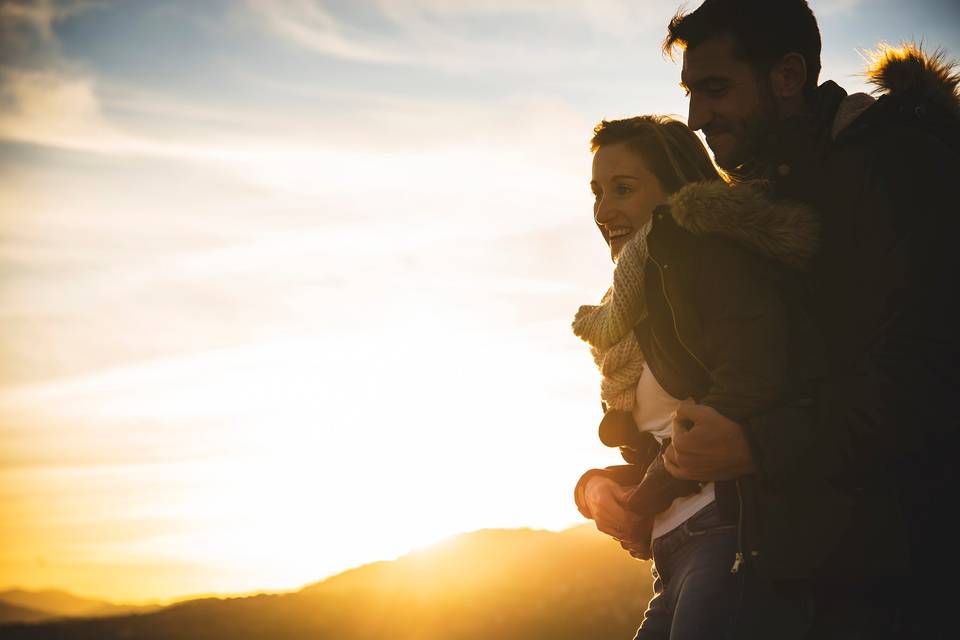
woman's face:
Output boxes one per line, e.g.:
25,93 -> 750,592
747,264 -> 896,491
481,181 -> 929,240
591,142 -> 669,261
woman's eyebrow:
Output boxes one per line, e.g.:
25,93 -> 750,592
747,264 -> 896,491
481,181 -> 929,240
592,175 -> 639,184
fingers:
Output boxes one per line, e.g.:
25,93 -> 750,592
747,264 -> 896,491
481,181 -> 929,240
612,483 -> 634,504
595,512 -> 631,539
663,443 -> 677,470
595,508 -> 647,542
595,518 -> 621,539
673,398 -> 711,423
593,496 -> 631,528
622,544 -> 652,560
584,479 -> 633,519
590,483 -> 643,539
671,402 -> 699,447
663,443 -> 695,480
597,518 -> 644,542
619,518 -> 654,560
620,531 -> 653,559
670,401 -> 714,460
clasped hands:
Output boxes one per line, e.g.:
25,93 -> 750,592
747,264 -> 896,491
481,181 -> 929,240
582,475 -> 654,559
584,400 -> 756,558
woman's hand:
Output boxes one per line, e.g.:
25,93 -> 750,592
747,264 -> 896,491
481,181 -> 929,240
583,476 -> 649,543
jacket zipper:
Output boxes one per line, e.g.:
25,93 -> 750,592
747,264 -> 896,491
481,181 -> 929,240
731,478 -> 745,574
650,253 -> 746,574
649,254 -> 711,376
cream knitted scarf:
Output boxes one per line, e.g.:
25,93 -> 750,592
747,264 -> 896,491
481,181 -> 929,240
571,220 -> 652,412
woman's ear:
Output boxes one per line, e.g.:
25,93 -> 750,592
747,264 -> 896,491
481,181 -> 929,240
769,52 -> 808,100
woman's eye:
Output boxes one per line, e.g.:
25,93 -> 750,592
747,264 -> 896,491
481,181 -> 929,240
615,184 -> 632,195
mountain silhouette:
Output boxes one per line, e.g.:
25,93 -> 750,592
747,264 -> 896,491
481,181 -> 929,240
0,588 -> 160,623
0,602 -> 51,625
0,525 -> 654,639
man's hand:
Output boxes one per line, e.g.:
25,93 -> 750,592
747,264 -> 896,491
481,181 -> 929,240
583,476 -> 649,543
662,400 -> 757,481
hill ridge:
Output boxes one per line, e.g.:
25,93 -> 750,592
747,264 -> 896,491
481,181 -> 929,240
0,524 -> 652,639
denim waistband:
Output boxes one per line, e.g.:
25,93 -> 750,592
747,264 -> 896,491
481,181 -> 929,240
652,502 -> 736,559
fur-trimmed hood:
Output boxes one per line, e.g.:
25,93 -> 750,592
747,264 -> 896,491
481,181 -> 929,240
664,180 -> 818,270
867,43 -> 960,118
833,43 -> 960,139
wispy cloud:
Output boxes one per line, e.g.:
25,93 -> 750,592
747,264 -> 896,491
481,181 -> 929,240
243,0 -> 685,70
378,0 -> 686,39
1,0 -> 104,63
2,0 -> 61,42
243,0 -> 407,64
0,0 -> 145,153
0,69 -> 140,151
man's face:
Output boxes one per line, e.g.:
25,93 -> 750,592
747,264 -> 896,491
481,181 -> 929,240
681,33 -> 774,171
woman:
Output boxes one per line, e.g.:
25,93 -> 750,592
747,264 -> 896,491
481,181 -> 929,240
572,116 -> 821,639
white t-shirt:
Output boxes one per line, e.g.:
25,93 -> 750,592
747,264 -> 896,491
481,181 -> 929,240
632,363 -> 716,540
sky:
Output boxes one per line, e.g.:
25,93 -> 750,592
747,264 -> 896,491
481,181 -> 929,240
2,0 -> 959,603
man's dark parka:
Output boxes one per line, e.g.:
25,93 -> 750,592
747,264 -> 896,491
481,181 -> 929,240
744,45 -> 960,581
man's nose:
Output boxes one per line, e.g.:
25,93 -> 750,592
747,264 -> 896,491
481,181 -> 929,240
687,95 -> 710,132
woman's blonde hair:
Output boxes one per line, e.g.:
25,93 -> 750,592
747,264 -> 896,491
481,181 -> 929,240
591,115 -> 724,192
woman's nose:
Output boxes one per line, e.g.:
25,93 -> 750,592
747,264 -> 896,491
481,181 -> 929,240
594,198 -> 613,225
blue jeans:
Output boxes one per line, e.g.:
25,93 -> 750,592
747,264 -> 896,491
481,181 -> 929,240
635,503 -> 812,640
635,502 -> 743,640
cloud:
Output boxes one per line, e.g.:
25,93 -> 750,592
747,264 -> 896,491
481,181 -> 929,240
242,0 -> 685,70
0,0 -> 104,64
0,64 -> 271,156
0,1 -> 142,153
379,0 -> 685,38
242,0 -> 407,64
0,0 -> 88,44
1,0 -> 59,42
0,69 -> 140,151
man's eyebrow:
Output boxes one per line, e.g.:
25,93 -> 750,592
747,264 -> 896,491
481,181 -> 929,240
682,75 -> 731,92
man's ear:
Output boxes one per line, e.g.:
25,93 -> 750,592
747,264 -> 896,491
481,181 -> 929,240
769,52 -> 807,99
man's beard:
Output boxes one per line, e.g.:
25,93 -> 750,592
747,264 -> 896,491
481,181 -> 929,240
720,82 -> 780,178
723,110 -> 779,179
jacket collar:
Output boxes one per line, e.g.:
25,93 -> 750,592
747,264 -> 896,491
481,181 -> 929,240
660,180 -> 818,270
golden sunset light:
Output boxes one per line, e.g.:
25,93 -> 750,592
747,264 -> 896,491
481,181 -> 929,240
2,0 -> 958,617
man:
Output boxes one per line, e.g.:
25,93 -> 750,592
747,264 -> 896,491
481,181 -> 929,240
654,0 -> 959,637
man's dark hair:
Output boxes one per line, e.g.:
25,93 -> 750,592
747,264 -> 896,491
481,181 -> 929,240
664,0 -> 822,95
